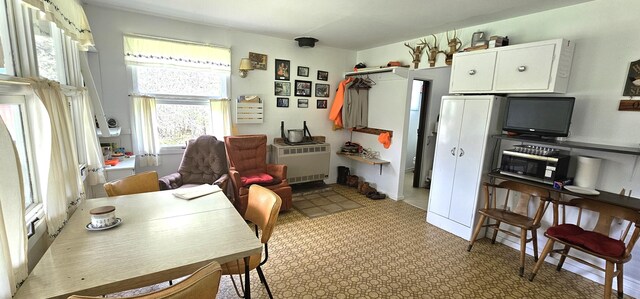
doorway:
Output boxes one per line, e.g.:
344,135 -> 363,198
406,80 -> 430,187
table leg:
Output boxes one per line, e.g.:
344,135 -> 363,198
244,256 -> 251,299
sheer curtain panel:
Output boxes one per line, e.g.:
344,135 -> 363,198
0,117 -> 28,298
210,99 -> 233,140
81,91 -> 105,185
132,95 -> 160,167
27,78 -> 82,236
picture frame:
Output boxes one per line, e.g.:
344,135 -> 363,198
317,99 -> 327,109
276,97 -> 289,108
275,59 -> 290,80
295,80 -> 312,97
249,52 -> 267,70
298,99 -> 309,108
297,66 -> 309,77
274,82 -> 291,96
315,83 -> 330,97
317,70 -> 328,81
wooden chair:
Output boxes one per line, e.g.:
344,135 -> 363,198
467,181 -> 551,276
222,184 -> 282,299
104,171 -> 160,197
529,197 -> 640,299
67,261 -> 222,299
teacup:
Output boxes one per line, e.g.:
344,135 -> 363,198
90,206 -> 116,228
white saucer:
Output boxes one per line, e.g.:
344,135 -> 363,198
86,218 -> 122,231
564,185 -> 600,195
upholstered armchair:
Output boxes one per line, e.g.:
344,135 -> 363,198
224,135 -> 292,216
159,135 -> 229,193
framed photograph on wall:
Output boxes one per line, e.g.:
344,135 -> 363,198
274,81 -> 291,96
317,99 -> 327,109
317,70 -> 328,81
298,99 -> 309,108
315,83 -> 330,97
275,59 -> 290,80
295,80 -> 312,97
297,66 -> 309,77
249,52 -> 267,70
277,97 -> 289,107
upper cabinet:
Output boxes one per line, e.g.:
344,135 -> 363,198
449,39 -> 575,94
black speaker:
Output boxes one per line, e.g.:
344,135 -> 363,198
337,166 -> 350,185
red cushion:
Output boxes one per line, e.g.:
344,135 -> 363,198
241,173 -> 274,186
547,224 -> 626,257
547,224 -> 584,240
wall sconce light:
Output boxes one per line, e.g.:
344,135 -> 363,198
239,58 -> 253,78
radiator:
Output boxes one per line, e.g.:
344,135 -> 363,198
270,143 -> 330,184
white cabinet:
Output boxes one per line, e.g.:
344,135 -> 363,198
449,39 -> 574,94
89,157 -> 136,198
427,95 -> 504,240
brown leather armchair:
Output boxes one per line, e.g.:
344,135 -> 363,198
159,135 -> 229,193
224,135 -> 292,216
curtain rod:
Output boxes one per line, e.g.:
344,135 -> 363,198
125,33 -> 230,50
128,93 -> 230,101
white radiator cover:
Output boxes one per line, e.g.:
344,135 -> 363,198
270,143 -> 330,184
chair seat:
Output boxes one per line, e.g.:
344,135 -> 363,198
546,224 -> 626,258
220,253 -> 262,275
478,208 -> 538,229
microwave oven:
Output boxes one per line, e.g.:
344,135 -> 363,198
499,145 -> 570,184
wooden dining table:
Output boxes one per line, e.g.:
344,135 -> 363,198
13,189 -> 263,299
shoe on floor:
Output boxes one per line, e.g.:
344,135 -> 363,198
366,191 -> 386,200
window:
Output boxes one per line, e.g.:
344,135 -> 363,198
0,0 -> 13,75
0,98 -> 38,211
32,10 -> 66,83
125,35 -> 231,149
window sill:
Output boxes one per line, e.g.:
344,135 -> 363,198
159,146 -> 186,155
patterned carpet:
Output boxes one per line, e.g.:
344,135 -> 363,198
110,184 -> 624,298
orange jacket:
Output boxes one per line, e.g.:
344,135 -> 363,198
329,78 -> 353,130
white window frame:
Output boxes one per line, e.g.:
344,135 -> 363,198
0,93 -> 43,221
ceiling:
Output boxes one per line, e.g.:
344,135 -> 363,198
82,0 -> 591,50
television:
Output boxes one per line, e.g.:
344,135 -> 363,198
503,96 -> 575,137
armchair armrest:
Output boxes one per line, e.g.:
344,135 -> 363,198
213,174 -> 230,197
228,168 -> 242,200
159,172 -> 182,190
267,164 -> 287,181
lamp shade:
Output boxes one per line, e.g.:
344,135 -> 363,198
239,58 -> 253,71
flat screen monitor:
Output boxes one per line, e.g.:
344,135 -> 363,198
503,96 -> 575,137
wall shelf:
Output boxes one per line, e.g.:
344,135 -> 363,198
345,66 -> 409,78
493,134 -> 640,156
336,152 -> 390,175
96,127 -> 121,137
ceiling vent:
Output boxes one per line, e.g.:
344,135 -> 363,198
295,37 -> 318,48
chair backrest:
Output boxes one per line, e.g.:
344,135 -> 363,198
484,181 -> 550,222
561,197 -> 640,256
245,184 -> 282,244
104,171 -> 160,197
178,135 -> 228,185
67,261 -> 222,299
224,135 -> 267,175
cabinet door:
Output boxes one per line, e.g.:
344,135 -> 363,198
450,51 -> 497,93
448,99 -> 491,227
428,98 -> 464,218
494,43 -> 555,91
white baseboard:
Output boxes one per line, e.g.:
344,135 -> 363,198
495,234 -> 640,298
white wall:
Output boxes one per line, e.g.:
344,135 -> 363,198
357,0 -> 640,294
84,5 -> 355,183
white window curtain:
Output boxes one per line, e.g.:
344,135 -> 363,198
210,98 -> 234,140
132,95 -> 160,167
22,0 -> 94,50
80,91 -> 105,185
123,35 -> 230,70
26,78 -> 82,236
0,118 -> 28,298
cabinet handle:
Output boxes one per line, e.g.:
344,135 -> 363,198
468,69 -> 476,75
518,66 -> 527,72
451,147 -> 456,156
459,148 -> 465,157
